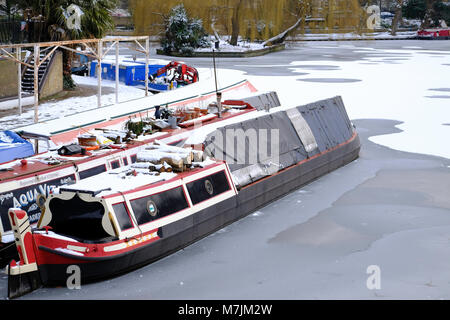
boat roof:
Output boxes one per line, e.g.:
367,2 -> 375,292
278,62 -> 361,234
0,147 -> 115,182
13,78 -> 254,141
0,106 -> 254,183
57,158 -> 221,198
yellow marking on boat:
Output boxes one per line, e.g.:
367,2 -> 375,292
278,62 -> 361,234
125,232 -> 158,248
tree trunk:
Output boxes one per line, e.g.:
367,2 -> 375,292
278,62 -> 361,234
230,0 -> 244,46
262,17 -> 303,47
211,20 -> 220,41
391,0 -> 403,35
421,0 -> 437,29
63,46 -> 76,90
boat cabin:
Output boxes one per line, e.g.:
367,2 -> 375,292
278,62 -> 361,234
37,159 -> 237,244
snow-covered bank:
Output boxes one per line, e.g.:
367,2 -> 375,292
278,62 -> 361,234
0,64 -> 216,131
6,67 -> 251,141
0,76 -> 145,130
289,31 -> 417,41
0,95 -> 34,111
196,39 -> 264,52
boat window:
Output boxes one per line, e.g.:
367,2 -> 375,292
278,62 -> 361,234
130,154 -> 137,163
79,164 -> 107,180
130,186 -> 189,225
186,171 -> 231,205
48,193 -> 111,241
112,202 -> 133,231
110,160 -> 120,169
123,157 -> 129,166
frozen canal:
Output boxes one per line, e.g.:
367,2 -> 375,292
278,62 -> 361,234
1,40 -> 450,299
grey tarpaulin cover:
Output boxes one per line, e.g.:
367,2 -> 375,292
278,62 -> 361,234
239,91 -> 281,111
285,108 -> 318,153
204,96 -> 354,188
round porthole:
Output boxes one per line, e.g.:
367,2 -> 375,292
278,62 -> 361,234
36,194 -> 46,213
146,200 -> 158,217
37,194 -> 46,207
204,180 -> 214,195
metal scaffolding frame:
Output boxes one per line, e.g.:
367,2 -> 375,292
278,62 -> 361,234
0,36 -> 150,124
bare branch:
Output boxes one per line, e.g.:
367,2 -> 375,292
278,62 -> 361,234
262,16 -> 307,47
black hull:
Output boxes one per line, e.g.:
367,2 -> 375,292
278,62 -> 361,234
0,242 -> 18,269
417,36 -> 450,40
38,134 -> 360,286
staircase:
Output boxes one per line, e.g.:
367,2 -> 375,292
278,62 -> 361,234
21,49 -> 54,95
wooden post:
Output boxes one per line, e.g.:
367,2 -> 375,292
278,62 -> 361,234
97,40 -> 102,108
33,44 -> 39,124
115,41 -> 119,104
212,49 -> 222,118
145,38 -> 149,97
17,47 -> 22,115
33,45 -> 40,153
0,37 -> 153,113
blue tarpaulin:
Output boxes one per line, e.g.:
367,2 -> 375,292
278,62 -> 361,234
89,61 -> 166,89
0,131 -> 34,163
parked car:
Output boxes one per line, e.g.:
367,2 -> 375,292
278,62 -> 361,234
380,12 -> 394,19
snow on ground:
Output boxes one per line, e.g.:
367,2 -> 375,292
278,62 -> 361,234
196,39 -> 264,52
0,75 -> 146,130
196,32 -> 418,52
234,45 -> 450,160
0,54 -> 224,131
1,67 -> 249,143
0,55 -> 172,127
0,96 -> 34,111
290,31 -> 418,40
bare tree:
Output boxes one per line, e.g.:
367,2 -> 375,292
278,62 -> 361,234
209,0 -> 311,47
262,0 -> 310,46
262,16 -> 304,46
230,0 -> 245,46
211,19 -> 220,42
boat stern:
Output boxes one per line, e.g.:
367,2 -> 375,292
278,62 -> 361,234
5,208 -> 42,299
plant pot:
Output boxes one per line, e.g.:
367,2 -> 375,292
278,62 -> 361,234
78,135 -> 97,146
168,116 -> 178,129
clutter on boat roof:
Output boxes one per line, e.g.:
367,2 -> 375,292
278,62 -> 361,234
55,141 -> 209,197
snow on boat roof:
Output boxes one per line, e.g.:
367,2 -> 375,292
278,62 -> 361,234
58,167 -> 178,197
57,160 -> 218,198
13,76 -> 253,139
98,59 -> 168,67
0,147 -> 105,180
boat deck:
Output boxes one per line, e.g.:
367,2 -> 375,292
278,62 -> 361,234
0,106 -> 254,183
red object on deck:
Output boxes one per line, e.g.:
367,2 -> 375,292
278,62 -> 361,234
151,61 -> 199,84
417,28 -> 450,38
